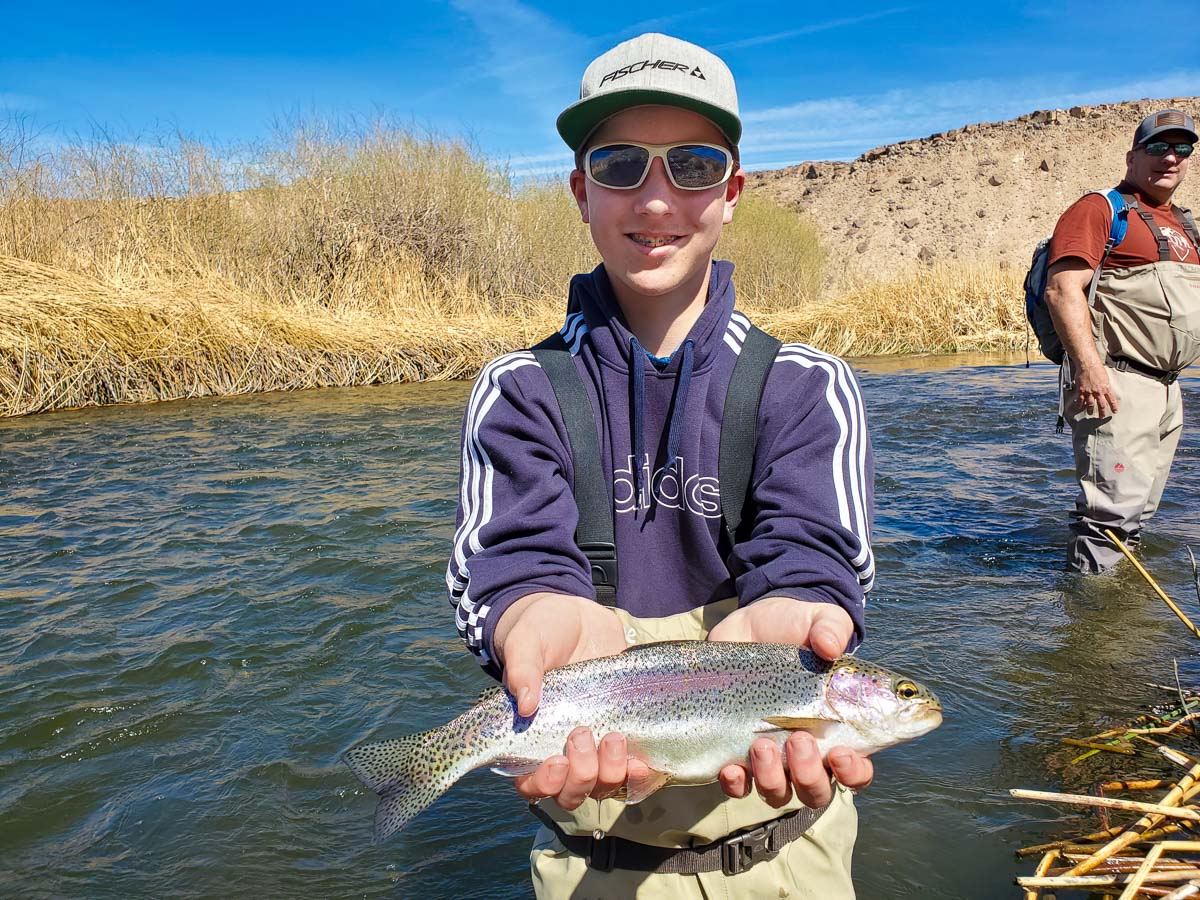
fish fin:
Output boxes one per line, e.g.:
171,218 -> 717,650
761,716 -> 839,735
623,767 -> 673,805
490,757 -> 542,777
343,733 -> 464,842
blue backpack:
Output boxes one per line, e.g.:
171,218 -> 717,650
1024,189 -> 1129,365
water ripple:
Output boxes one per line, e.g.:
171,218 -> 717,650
2,367 -> 1199,898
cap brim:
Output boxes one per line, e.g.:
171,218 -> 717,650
556,88 -> 741,151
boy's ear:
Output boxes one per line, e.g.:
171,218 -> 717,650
570,169 -> 590,224
722,168 -> 745,225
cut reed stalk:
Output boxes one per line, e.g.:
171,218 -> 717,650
1105,529 -> 1200,640
1066,763 -> 1200,876
1010,789 -> 1200,822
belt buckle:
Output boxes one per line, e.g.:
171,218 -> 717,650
721,819 -> 780,876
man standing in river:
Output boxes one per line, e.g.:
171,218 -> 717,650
446,33 -> 874,897
1044,109 -> 1200,573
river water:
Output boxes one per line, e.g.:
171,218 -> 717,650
2,356 -> 1200,898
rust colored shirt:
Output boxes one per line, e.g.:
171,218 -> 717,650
1048,182 -> 1199,269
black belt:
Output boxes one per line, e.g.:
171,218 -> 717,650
1107,354 -> 1182,385
528,800 -> 828,876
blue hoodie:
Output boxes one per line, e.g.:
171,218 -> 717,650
447,261 -> 874,678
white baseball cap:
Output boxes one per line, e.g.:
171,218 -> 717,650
557,33 -> 741,152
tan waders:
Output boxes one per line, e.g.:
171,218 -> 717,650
528,600 -> 858,899
1064,364 -> 1183,573
1064,261 -> 1196,573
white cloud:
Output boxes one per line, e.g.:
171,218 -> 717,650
714,7 -> 916,51
445,0 -> 580,125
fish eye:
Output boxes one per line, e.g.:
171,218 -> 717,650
896,680 -> 919,700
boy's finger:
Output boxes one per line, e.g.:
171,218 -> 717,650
592,732 -> 628,799
828,748 -> 873,791
503,644 -> 545,717
514,756 -> 568,801
556,728 -> 599,811
785,732 -> 834,808
807,608 -> 852,661
749,739 -> 792,808
719,763 -> 751,799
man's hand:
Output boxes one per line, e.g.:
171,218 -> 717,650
1045,260 -> 1119,416
493,593 -> 638,807
708,596 -> 873,807
1073,363 -> 1120,417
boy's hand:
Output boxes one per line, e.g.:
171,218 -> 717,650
707,596 -> 874,807
493,593 -> 635,807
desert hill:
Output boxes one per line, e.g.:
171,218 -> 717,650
746,97 -> 1200,289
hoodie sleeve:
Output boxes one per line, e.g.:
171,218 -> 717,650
446,352 -> 596,679
729,344 -> 875,649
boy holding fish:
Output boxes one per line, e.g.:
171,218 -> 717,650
446,33 -> 876,896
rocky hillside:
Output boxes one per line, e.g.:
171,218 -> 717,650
746,97 -> 1200,289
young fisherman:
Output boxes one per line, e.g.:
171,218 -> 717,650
448,33 -> 875,896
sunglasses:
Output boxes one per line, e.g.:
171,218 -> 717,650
584,142 -> 734,191
1143,141 -> 1195,158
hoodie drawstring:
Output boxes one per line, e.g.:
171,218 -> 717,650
664,339 -> 694,473
629,336 -> 647,505
628,336 -> 695,511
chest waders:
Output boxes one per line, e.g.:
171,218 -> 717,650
1057,196 -> 1200,432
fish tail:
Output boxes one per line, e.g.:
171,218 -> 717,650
343,729 -> 471,842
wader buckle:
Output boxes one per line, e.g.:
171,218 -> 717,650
721,818 -> 781,876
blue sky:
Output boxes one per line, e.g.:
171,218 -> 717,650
3,1 -> 1199,177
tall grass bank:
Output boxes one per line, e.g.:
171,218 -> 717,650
0,122 -> 1024,415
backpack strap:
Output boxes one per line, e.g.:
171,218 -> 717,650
531,332 -> 617,606
718,325 -> 782,552
1125,194 -> 1173,261
1083,190 -> 1132,307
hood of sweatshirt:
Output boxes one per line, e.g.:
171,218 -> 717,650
565,259 -> 737,499
566,260 -> 737,375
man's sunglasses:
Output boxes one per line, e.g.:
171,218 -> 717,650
584,142 -> 734,191
1143,141 -> 1195,158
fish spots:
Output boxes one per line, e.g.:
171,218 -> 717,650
507,690 -> 536,733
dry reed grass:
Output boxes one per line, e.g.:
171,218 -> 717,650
754,265 -> 1027,356
0,120 -> 1025,416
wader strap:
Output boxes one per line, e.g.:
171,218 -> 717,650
719,325 -> 782,551
1176,206 -> 1200,252
532,320 -> 781,601
1106,354 -> 1181,385
1130,200 -> 1173,261
527,801 -> 827,876
532,333 -> 617,606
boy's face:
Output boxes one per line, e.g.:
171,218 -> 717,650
569,106 -> 744,304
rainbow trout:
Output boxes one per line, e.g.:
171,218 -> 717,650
344,641 -> 942,841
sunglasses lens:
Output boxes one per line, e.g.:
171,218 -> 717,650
589,145 -> 651,188
1145,141 -> 1195,157
666,145 -> 731,188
